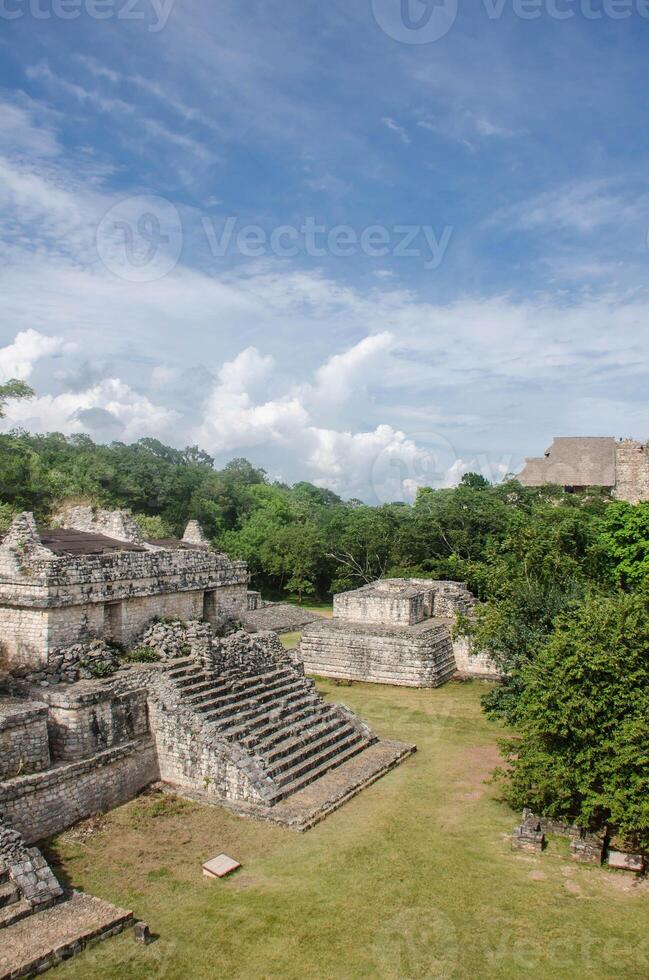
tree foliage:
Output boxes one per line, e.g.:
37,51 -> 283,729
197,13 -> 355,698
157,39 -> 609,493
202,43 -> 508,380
500,587 -> 649,848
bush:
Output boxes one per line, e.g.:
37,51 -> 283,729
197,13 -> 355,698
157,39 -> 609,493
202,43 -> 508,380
499,586 -> 649,848
121,646 -> 161,664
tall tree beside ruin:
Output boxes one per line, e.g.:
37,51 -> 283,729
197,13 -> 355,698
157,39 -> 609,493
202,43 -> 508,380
499,586 -> 649,849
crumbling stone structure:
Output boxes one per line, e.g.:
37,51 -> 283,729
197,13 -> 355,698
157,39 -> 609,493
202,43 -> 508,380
0,510 -> 414,850
0,509 -> 249,673
299,578 -> 501,687
519,436 -> 649,504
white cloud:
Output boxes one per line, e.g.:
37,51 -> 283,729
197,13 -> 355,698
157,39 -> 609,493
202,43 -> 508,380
0,329 -> 68,382
312,332 -> 394,406
2,377 -> 177,442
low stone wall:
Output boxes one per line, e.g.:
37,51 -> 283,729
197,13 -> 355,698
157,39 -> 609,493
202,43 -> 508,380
451,635 -> 502,680
0,700 -> 51,780
0,737 -> 158,843
41,684 -> 149,762
299,618 -> 458,688
0,607 -> 50,672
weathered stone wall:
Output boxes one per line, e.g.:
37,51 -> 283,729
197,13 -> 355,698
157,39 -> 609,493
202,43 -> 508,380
333,579 -> 474,627
39,683 -> 149,762
58,505 -> 144,543
0,817 -> 64,909
0,607 -> 49,671
334,583 -> 434,626
0,700 -> 51,779
300,619 -> 458,688
0,538 -> 249,669
0,737 -> 158,843
114,665 -> 276,806
451,635 -> 502,680
614,439 -> 649,504
46,603 -> 105,654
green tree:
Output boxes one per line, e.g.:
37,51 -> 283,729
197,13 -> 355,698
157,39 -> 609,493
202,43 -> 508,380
0,379 -> 33,417
500,587 -> 649,848
597,501 -> 649,588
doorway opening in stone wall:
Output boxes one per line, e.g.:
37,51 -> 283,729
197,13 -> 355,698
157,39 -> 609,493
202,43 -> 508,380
203,590 -> 217,625
103,602 -> 124,645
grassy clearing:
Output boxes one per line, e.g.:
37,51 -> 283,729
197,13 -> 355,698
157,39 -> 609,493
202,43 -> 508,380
279,631 -> 302,650
283,597 -> 334,618
48,681 -> 648,980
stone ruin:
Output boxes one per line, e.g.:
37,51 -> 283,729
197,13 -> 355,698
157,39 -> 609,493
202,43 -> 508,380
519,436 -> 649,504
0,508 -> 414,973
511,809 -> 646,873
299,578 -> 501,687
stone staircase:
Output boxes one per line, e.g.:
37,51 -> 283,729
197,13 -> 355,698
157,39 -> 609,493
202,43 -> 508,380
0,861 -> 30,930
162,657 -> 376,804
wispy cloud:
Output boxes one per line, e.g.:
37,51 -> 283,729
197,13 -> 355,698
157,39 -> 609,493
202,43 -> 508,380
381,117 -> 411,145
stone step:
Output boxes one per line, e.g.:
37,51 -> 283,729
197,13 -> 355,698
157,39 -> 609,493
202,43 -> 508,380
200,680 -> 311,723
214,693 -> 326,743
0,881 -> 20,909
170,667 -> 211,688
188,674 -> 304,713
224,696 -> 333,746
262,726 -> 364,782
244,704 -> 341,754
163,657 -> 200,675
257,714 -> 355,765
270,737 -> 372,803
180,676 -> 230,698
0,897 -> 32,930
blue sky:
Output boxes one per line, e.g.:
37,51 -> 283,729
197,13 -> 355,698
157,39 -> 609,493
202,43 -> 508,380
0,1 -> 648,501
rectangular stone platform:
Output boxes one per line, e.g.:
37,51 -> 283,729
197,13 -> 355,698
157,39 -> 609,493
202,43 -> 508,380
161,738 -> 415,832
299,617 -> 458,688
0,892 -> 133,980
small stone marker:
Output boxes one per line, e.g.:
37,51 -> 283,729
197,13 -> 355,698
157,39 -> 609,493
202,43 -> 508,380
202,854 -> 241,879
608,850 -> 645,873
134,921 -> 151,944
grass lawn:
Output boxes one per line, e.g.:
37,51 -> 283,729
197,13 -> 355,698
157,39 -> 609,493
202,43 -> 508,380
47,680 -> 649,980
283,597 -> 334,618
279,630 -> 302,650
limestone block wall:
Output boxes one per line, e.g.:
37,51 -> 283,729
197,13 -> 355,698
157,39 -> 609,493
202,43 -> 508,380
0,737 -> 159,843
40,683 -> 149,762
614,440 -> 649,504
333,591 -> 427,626
0,606 -> 49,671
46,603 -> 105,653
300,620 -> 458,688
114,667 -> 271,806
451,635 -> 502,680
0,699 -> 51,779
